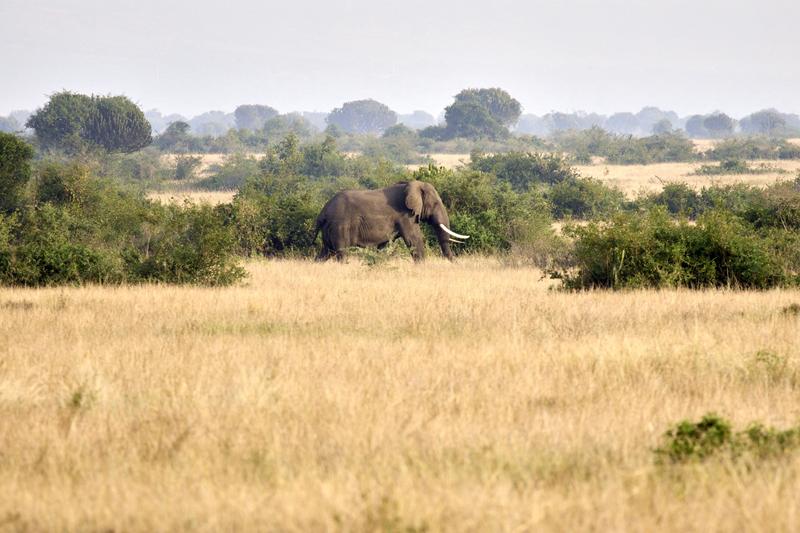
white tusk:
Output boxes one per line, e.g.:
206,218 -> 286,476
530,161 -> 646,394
449,238 -> 465,244
439,224 -> 470,240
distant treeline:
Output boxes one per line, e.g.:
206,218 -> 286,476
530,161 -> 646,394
5,87 -> 799,142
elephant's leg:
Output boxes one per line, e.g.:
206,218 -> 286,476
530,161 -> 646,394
398,223 -> 426,262
315,247 -> 332,261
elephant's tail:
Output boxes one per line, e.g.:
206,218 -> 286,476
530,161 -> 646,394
313,213 -> 325,241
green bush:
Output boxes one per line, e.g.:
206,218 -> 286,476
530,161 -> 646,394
705,137 -> 800,161
547,176 -> 625,219
644,183 -> 701,217
174,155 -> 203,180
694,159 -> 782,176
555,207 -> 790,290
414,164 -> 557,256
0,161 -> 244,286
124,203 -> 244,285
655,413 -> 800,464
470,151 -> 579,190
198,153 -> 261,190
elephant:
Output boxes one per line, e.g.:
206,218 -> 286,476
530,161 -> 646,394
314,180 -> 469,261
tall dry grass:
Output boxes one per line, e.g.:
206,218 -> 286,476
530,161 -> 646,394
2,258 -> 800,532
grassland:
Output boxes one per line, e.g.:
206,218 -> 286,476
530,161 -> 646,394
2,258 -> 800,531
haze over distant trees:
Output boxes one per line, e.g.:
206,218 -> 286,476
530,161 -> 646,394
7,87 -> 800,153
234,105 -> 279,131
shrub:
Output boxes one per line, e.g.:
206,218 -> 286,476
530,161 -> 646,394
705,137 -> 798,161
0,161 -> 244,286
470,151 -> 579,190
555,207 -> 789,290
198,153 -> 261,190
694,159 -> 782,176
547,177 -> 625,219
228,176 -> 325,257
654,413 -> 800,464
645,183 -> 701,217
413,164 -> 556,255
173,155 -> 203,180
124,203 -> 245,285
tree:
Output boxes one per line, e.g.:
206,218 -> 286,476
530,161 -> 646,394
85,95 -> 152,152
326,99 -> 397,134
453,88 -> 522,127
443,101 -> 507,140
702,113 -> 735,138
234,104 -> 279,131
26,91 -> 151,153
26,91 -> 95,153
262,113 -> 315,142
652,119 -> 674,135
0,116 -> 19,133
398,110 -> 436,130
684,115 -> 709,138
604,112 -> 640,135
740,110 -> 787,135
0,133 -> 34,213
636,107 -> 679,134
156,121 -> 192,151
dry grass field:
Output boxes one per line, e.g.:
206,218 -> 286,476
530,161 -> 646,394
577,160 -> 800,196
2,258 -> 800,532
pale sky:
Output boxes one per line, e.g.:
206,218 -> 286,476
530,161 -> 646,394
1,0 -> 798,118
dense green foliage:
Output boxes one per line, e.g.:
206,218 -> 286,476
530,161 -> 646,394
555,207 -> 796,290
0,161 -> 243,286
27,92 -> 152,154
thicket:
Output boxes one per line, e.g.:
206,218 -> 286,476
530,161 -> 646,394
552,128 -> 698,164
554,206 -> 798,290
470,151 -> 625,219
706,138 -> 800,161
0,145 -> 243,286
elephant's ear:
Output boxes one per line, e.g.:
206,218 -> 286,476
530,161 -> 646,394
405,181 -> 423,218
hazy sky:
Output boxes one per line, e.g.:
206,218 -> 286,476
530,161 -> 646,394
2,0 -> 798,118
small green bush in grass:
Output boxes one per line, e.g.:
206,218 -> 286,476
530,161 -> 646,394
655,413 -> 800,464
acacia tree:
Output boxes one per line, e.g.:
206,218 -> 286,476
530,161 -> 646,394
326,99 -> 397,134
26,92 -> 151,153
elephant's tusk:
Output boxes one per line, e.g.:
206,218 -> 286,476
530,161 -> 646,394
449,238 -> 465,244
439,224 -> 470,239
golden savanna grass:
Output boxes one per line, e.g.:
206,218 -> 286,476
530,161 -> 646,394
2,258 -> 800,531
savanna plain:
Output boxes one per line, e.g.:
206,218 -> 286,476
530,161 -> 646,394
2,258 -> 800,532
